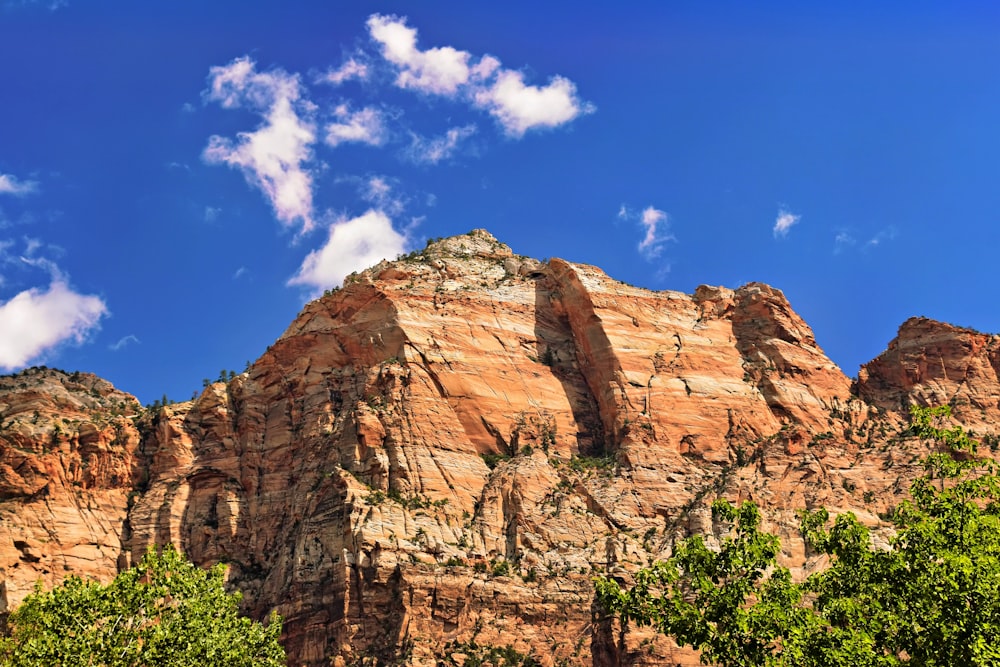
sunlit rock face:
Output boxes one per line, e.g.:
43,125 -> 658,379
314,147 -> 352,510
2,230 -> 996,666
0,368 -> 141,613
855,316 -> 1000,430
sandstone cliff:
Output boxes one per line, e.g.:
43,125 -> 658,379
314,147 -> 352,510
0,368 -> 141,614
1,230 -> 997,666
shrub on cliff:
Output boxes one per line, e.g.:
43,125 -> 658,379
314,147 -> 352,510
596,406 -> 1000,666
0,545 -> 285,667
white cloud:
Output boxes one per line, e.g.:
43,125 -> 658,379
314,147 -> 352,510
3,0 -> 67,11
0,173 -> 38,197
638,207 -> 671,259
618,205 -> 674,261
109,334 -> 139,351
322,57 -> 370,86
835,226 -> 897,253
367,14 -> 475,95
288,209 -> 408,293
204,206 -> 222,223
360,176 -> 407,216
834,231 -> 856,254
405,125 -> 476,164
366,14 -> 592,136
22,237 -> 43,257
365,176 -> 391,202
773,209 -> 800,238
202,57 -> 317,233
0,274 -> 106,370
473,71 -> 593,137
865,226 -> 897,249
233,266 -> 248,280
325,104 -> 388,148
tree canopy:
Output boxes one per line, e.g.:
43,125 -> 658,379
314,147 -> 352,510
0,545 -> 285,667
596,406 -> 1000,667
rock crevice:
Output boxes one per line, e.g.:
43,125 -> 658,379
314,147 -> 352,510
1,231 -> 998,667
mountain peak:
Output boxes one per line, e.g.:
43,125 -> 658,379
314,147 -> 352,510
1,234 -> 998,665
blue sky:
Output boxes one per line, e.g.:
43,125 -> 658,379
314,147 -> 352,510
1,1 -> 998,405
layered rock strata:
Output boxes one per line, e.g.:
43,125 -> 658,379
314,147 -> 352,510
1,230 -> 997,667
0,368 -> 141,613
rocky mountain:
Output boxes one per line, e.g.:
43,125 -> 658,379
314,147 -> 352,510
1,230 -> 998,666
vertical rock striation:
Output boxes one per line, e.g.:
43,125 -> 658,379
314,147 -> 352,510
1,231 -> 998,666
0,368 -> 141,613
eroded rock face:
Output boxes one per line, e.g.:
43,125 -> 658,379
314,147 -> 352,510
2,231 -> 998,666
0,368 -> 141,612
856,317 -> 1000,430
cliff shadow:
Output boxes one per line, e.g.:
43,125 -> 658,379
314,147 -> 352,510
532,272 -> 608,458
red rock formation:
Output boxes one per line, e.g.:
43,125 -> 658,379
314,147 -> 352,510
1,231 -> 997,666
856,317 -> 1000,430
0,368 -> 141,613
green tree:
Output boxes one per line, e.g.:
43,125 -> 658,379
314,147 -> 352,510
0,545 -> 285,667
596,406 -> 1000,666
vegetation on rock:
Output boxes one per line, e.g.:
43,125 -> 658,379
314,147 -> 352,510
438,640 -> 541,667
596,405 -> 1000,666
0,545 -> 285,667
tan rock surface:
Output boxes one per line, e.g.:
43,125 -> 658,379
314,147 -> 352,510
0,368 -> 141,612
1,231 -> 998,666
856,316 -> 1000,430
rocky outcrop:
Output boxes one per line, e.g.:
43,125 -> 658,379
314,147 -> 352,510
856,317 -> 1000,430
0,368 -> 141,613
1,231 -> 997,666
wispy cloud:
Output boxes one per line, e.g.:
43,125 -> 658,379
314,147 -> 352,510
0,173 -> 38,197
359,175 -> 407,216
834,231 -> 856,254
288,209 -> 409,293
834,226 -> 897,254
321,56 -> 370,86
638,207 -> 670,258
366,14 -> 593,136
2,0 -> 67,11
22,236 -> 43,256
109,334 -> 139,351
324,104 -> 389,148
0,256 -> 106,369
618,204 -> 675,261
0,209 -> 43,230
404,125 -> 476,164
204,206 -> 222,223
202,57 -> 317,233
202,14 -> 591,302
773,208 -> 800,238
865,226 -> 897,249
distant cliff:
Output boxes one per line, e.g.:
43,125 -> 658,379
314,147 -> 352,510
2,230 -> 998,666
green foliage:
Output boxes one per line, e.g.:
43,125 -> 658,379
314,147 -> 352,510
564,454 -> 615,474
361,487 -> 448,510
0,545 -> 285,667
490,559 -> 511,577
439,640 -> 540,667
362,489 -> 387,505
481,452 -> 511,470
596,405 -> 1000,667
